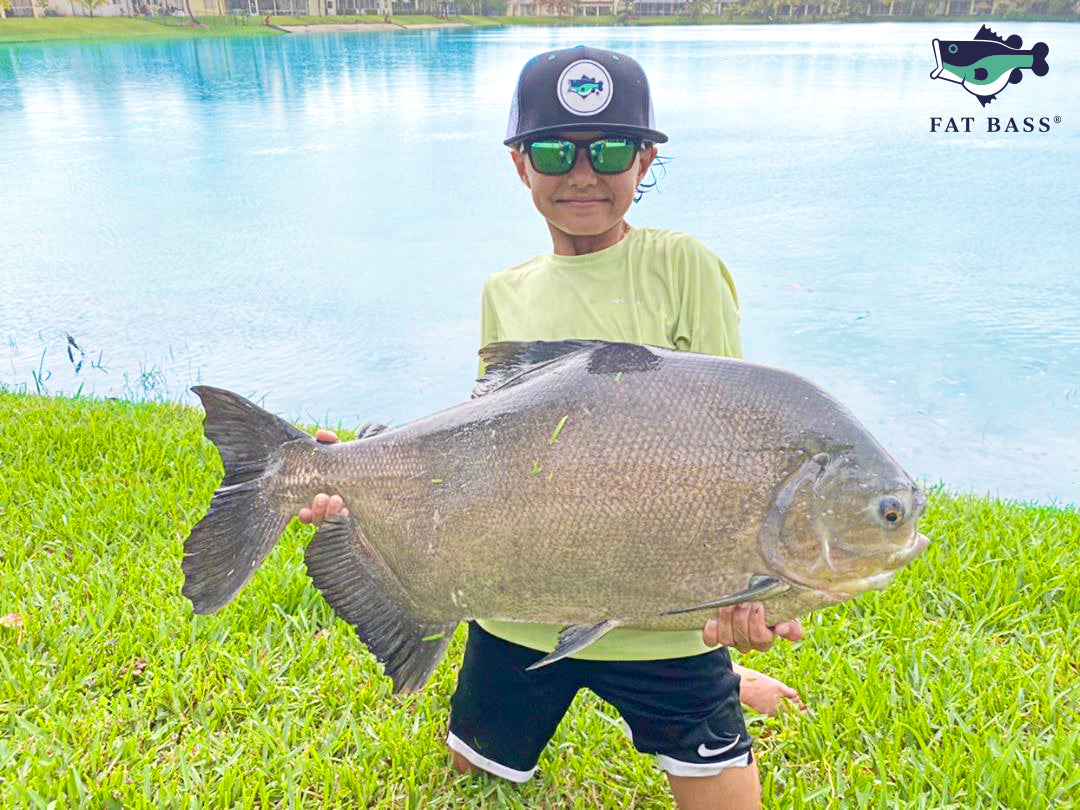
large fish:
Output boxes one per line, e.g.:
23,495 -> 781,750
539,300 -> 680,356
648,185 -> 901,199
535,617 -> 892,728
182,340 -> 929,693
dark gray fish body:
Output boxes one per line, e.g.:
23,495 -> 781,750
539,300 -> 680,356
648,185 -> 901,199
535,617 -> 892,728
183,341 -> 928,691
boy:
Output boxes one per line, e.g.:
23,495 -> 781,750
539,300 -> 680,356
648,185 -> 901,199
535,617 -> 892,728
301,46 -> 803,809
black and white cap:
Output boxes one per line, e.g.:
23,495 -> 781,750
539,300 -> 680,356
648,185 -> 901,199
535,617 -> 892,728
504,46 -> 668,146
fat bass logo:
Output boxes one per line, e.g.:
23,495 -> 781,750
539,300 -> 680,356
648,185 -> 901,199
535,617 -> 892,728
569,76 -> 604,98
931,26 -> 1049,106
557,59 -> 613,117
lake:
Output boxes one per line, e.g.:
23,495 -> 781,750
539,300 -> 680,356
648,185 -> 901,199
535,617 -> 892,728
1,22 -> 1077,505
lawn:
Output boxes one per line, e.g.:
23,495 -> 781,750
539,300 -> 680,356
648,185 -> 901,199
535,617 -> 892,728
0,15 -> 469,44
0,16 -> 277,44
0,391 -> 1077,807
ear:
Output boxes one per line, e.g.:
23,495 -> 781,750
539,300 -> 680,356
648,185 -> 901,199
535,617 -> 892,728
636,145 -> 659,184
510,147 -> 531,188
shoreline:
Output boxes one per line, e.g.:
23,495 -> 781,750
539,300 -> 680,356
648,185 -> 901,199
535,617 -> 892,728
2,15 -> 1077,46
276,22 -> 469,33
2,385 -> 1075,509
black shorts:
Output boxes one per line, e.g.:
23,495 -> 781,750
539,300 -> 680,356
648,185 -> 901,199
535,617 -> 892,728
447,622 -> 752,782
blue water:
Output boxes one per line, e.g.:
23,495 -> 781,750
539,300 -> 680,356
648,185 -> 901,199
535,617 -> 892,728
1,23 -> 1078,505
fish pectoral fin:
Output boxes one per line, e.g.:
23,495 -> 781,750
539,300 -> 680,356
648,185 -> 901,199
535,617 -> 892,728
304,515 -> 456,694
662,577 -> 791,616
525,620 -> 619,671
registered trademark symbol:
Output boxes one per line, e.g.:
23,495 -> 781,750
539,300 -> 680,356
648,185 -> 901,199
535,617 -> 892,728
1054,116 -> 1061,124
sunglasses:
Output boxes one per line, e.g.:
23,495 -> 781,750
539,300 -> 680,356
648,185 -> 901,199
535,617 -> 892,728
524,136 -> 642,176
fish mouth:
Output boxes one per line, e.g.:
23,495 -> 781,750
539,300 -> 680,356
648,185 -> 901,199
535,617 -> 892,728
826,532 -> 930,597
892,531 -> 930,567
931,39 -> 945,79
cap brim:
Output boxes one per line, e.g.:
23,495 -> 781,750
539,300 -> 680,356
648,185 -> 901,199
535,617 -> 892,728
504,123 -> 669,146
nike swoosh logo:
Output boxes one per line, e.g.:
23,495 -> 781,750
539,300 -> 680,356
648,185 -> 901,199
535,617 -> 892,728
697,737 -> 741,758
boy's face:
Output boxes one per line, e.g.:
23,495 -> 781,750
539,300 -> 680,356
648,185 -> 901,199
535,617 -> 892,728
510,131 -> 658,241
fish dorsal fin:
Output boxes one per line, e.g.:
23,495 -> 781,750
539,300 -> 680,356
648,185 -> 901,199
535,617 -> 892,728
473,340 -> 599,398
975,25 -> 1010,46
972,24 -> 1019,48
355,422 -> 391,440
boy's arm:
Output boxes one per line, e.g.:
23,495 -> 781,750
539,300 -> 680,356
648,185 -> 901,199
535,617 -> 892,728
703,604 -> 804,652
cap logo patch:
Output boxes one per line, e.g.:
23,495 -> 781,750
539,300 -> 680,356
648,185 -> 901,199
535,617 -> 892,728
557,59 -> 613,117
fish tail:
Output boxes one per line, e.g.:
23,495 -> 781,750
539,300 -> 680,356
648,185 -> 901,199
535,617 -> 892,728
1031,41 -> 1049,77
182,385 -> 312,614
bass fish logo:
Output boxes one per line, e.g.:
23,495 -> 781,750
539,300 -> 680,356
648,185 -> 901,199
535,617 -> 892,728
557,59 -> 613,116
569,77 -> 604,98
931,26 -> 1049,106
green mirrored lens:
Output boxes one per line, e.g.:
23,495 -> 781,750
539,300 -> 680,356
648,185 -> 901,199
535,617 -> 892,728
589,139 -> 636,174
529,141 -> 576,174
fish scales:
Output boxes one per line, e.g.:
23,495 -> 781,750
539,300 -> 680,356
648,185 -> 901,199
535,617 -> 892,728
284,356 -> 781,626
183,340 -> 929,691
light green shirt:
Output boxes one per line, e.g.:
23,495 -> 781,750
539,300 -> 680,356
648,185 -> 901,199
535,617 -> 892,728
475,226 -> 743,661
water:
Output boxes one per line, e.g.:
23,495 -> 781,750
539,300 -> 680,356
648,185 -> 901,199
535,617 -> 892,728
1,23 -> 1078,505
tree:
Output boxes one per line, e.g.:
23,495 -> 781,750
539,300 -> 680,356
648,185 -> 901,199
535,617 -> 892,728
73,0 -> 107,15
680,0 -> 712,16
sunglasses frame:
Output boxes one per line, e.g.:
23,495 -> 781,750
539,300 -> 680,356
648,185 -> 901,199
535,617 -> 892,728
523,136 -> 644,176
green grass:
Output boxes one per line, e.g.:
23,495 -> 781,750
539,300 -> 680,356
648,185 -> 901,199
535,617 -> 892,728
0,391 -> 1077,807
0,17 -> 278,44
0,15 -> 461,44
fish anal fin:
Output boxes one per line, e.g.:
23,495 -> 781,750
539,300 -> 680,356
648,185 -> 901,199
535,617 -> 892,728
662,577 -> 790,617
525,619 -> 619,670
304,515 -> 456,693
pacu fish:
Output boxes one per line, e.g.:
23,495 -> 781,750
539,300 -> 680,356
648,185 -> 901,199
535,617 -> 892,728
182,340 -> 929,693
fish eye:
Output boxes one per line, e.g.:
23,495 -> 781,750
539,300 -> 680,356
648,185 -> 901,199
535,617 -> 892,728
878,496 -> 905,527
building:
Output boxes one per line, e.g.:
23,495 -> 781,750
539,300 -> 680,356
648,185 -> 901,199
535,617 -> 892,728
505,0 -> 621,12
36,0 -> 134,16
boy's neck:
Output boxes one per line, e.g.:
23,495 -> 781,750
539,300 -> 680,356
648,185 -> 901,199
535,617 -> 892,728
549,220 -> 630,257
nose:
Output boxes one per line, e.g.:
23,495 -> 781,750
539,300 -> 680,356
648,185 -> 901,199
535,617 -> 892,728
566,147 -> 598,185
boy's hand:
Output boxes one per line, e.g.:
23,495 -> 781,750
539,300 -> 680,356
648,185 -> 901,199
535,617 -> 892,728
297,430 -> 348,526
702,603 -> 804,653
